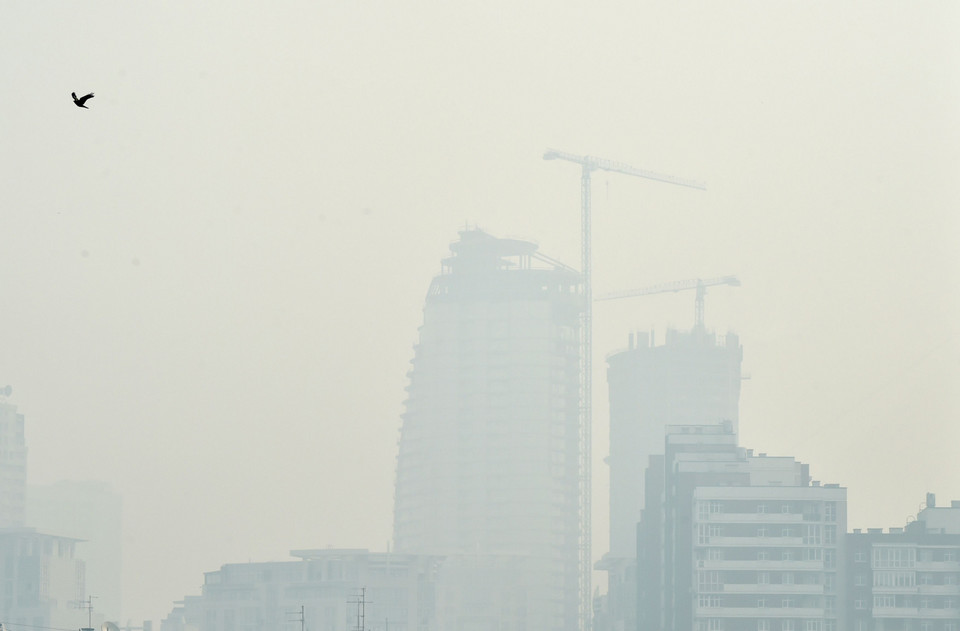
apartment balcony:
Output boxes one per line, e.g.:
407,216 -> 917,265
705,536 -> 805,547
722,583 -> 824,595
699,560 -> 824,571
695,607 -> 823,618
702,513 -> 805,523
916,560 -> 960,571
872,585 -> 922,595
918,584 -> 960,595
919,607 -> 960,619
873,607 -> 919,618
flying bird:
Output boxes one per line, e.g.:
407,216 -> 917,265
72,92 -> 94,108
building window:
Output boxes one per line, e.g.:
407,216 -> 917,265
758,621 -> 770,631
824,502 -> 837,522
854,600 -> 866,610
874,595 -> 895,609
854,574 -> 866,586
782,621 -> 795,631
758,527 -> 768,538
873,547 -> 916,569
782,599 -> 795,608
782,572 -> 794,585
919,573 -> 932,585
945,574 -> 958,585
945,598 -> 955,609
854,551 -> 867,563
823,621 -> 836,631
782,551 -> 794,562
804,548 -> 822,561
824,550 -> 836,569
823,574 -> 834,592
699,525 -> 710,545
758,599 -> 766,608
806,621 -> 820,631
758,503 -> 767,514
804,525 -> 821,545
709,548 -> 724,561
945,551 -> 958,562
782,528 -> 793,538
758,551 -> 769,561
824,526 -> 836,545
782,504 -> 791,514
920,623 -> 932,631
708,619 -> 722,631
759,572 -> 770,584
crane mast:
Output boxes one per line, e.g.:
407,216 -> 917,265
543,149 -> 705,631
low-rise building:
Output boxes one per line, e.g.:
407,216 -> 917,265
846,494 -> 960,631
0,527 -> 91,630
161,549 -> 441,631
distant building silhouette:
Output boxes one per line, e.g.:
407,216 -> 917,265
160,549 -> 441,631
392,229 -> 581,631
0,527 -> 92,629
27,480 -> 122,621
599,329 -> 742,631
0,398 -> 26,528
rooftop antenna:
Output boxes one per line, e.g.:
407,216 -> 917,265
348,588 -> 370,631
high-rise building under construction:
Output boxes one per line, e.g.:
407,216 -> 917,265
393,229 -> 581,631
598,328 -> 742,631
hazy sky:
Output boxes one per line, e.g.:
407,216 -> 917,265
2,1 -> 958,623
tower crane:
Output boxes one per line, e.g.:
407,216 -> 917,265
596,275 -> 740,331
542,148 -> 705,631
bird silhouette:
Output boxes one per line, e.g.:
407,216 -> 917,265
72,92 -> 94,108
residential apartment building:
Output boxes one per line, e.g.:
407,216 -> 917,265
846,494 -> 960,631
393,229 -> 581,631
638,422 -> 847,631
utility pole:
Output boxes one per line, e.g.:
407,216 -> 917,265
75,594 -> 97,630
544,148 -> 705,631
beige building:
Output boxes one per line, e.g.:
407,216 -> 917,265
0,528 -> 91,630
